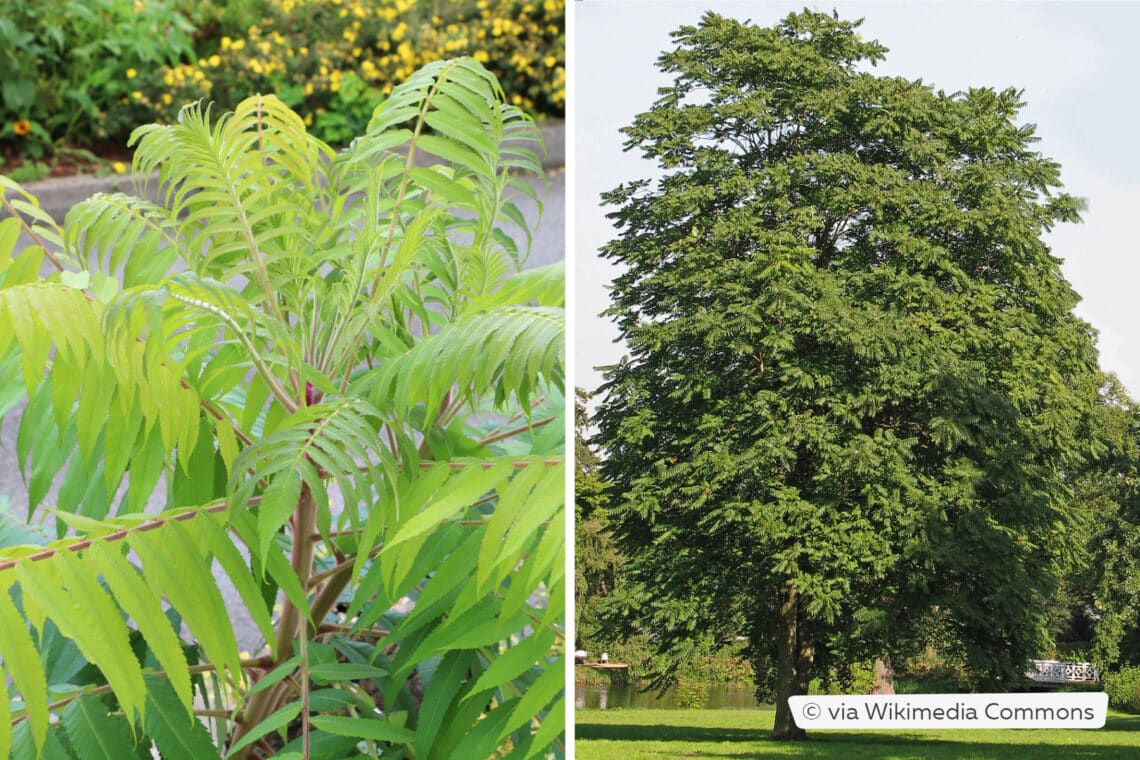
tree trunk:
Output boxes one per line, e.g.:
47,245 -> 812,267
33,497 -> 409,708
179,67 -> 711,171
872,656 -> 895,695
772,586 -> 807,740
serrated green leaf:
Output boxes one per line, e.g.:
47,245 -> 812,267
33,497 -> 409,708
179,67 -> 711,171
0,578 -> 48,754
244,655 -> 301,700
387,459 -> 514,550
62,694 -> 136,760
2,246 -> 43,287
415,649 -> 473,757
131,522 -> 242,687
86,541 -> 193,713
126,429 -> 166,514
17,553 -> 147,724
256,469 -> 302,562
446,697 -> 516,760
529,695 -> 564,757
191,513 -> 276,651
278,730 -> 358,758
144,677 -> 221,760
493,461 -> 563,584
309,715 -> 415,746
494,655 -> 565,746
10,721 -> 67,760
477,461 -> 547,590
0,216 -> 19,267
224,702 -> 300,759
467,628 -> 558,698
410,526 -> 482,618
306,662 -> 388,685
0,670 -> 9,760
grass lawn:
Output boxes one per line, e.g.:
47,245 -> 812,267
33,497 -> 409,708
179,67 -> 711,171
575,707 -> 1140,758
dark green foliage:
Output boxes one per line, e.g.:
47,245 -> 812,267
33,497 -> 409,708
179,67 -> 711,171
593,9 -> 1106,737
1103,666 -> 1140,713
574,389 -> 622,652
1060,379 -> 1140,668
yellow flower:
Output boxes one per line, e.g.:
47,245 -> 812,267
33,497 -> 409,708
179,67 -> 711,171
111,161 -> 127,174
13,119 -> 30,136
131,91 -> 142,100
162,93 -> 173,105
474,50 -> 489,63
126,68 -> 137,78
544,55 -> 557,68
231,39 -> 245,51
208,54 -> 221,67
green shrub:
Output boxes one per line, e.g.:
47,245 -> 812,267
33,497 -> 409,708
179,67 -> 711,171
812,660 -> 879,695
0,0 -> 194,157
678,641 -> 753,686
895,648 -> 973,694
1103,666 -> 1140,713
0,57 -> 564,759
673,680 -> 710,709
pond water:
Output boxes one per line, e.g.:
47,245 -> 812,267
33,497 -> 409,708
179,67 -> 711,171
575,682 -> 772,710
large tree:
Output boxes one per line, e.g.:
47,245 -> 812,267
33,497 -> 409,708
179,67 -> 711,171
593,10 -> 1105,739
1058,376 -> 1140,668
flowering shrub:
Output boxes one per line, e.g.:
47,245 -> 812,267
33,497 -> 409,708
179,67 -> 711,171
145,0 -> 564,146
0,0 -> 194,159
1,0 -> 564,170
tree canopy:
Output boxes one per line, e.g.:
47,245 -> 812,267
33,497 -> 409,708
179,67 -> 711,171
592,9 -> 1107,738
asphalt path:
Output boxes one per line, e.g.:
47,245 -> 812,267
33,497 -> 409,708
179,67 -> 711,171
0,166 -> 565,652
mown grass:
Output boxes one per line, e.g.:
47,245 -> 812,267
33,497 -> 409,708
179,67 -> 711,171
575,708 -> 1140,759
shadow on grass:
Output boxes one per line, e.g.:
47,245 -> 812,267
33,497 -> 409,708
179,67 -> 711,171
576,723 -> 768,743
576,711 -> 1140,759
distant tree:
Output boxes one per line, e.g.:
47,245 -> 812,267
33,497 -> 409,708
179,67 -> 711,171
593,10 -> 1105,739
574,389 -> 621,649
1060,377 -> 1140,667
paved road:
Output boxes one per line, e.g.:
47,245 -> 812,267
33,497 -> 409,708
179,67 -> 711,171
0,166 -> 565,652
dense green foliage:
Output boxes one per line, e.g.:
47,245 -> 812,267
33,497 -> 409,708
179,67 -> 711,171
575,708 -> 1140,759
1061,381 -> 1140,668
573,389 -> 620,654
1104,666 -> 1140,714
0,0 -> 565,177
593,9 -> 1107,739
0,58 -> 564,758
153,0 -> 566,145
0,0 -> 194,160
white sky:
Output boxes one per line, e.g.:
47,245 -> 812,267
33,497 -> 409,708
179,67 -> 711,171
572,0 -> 1140,400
